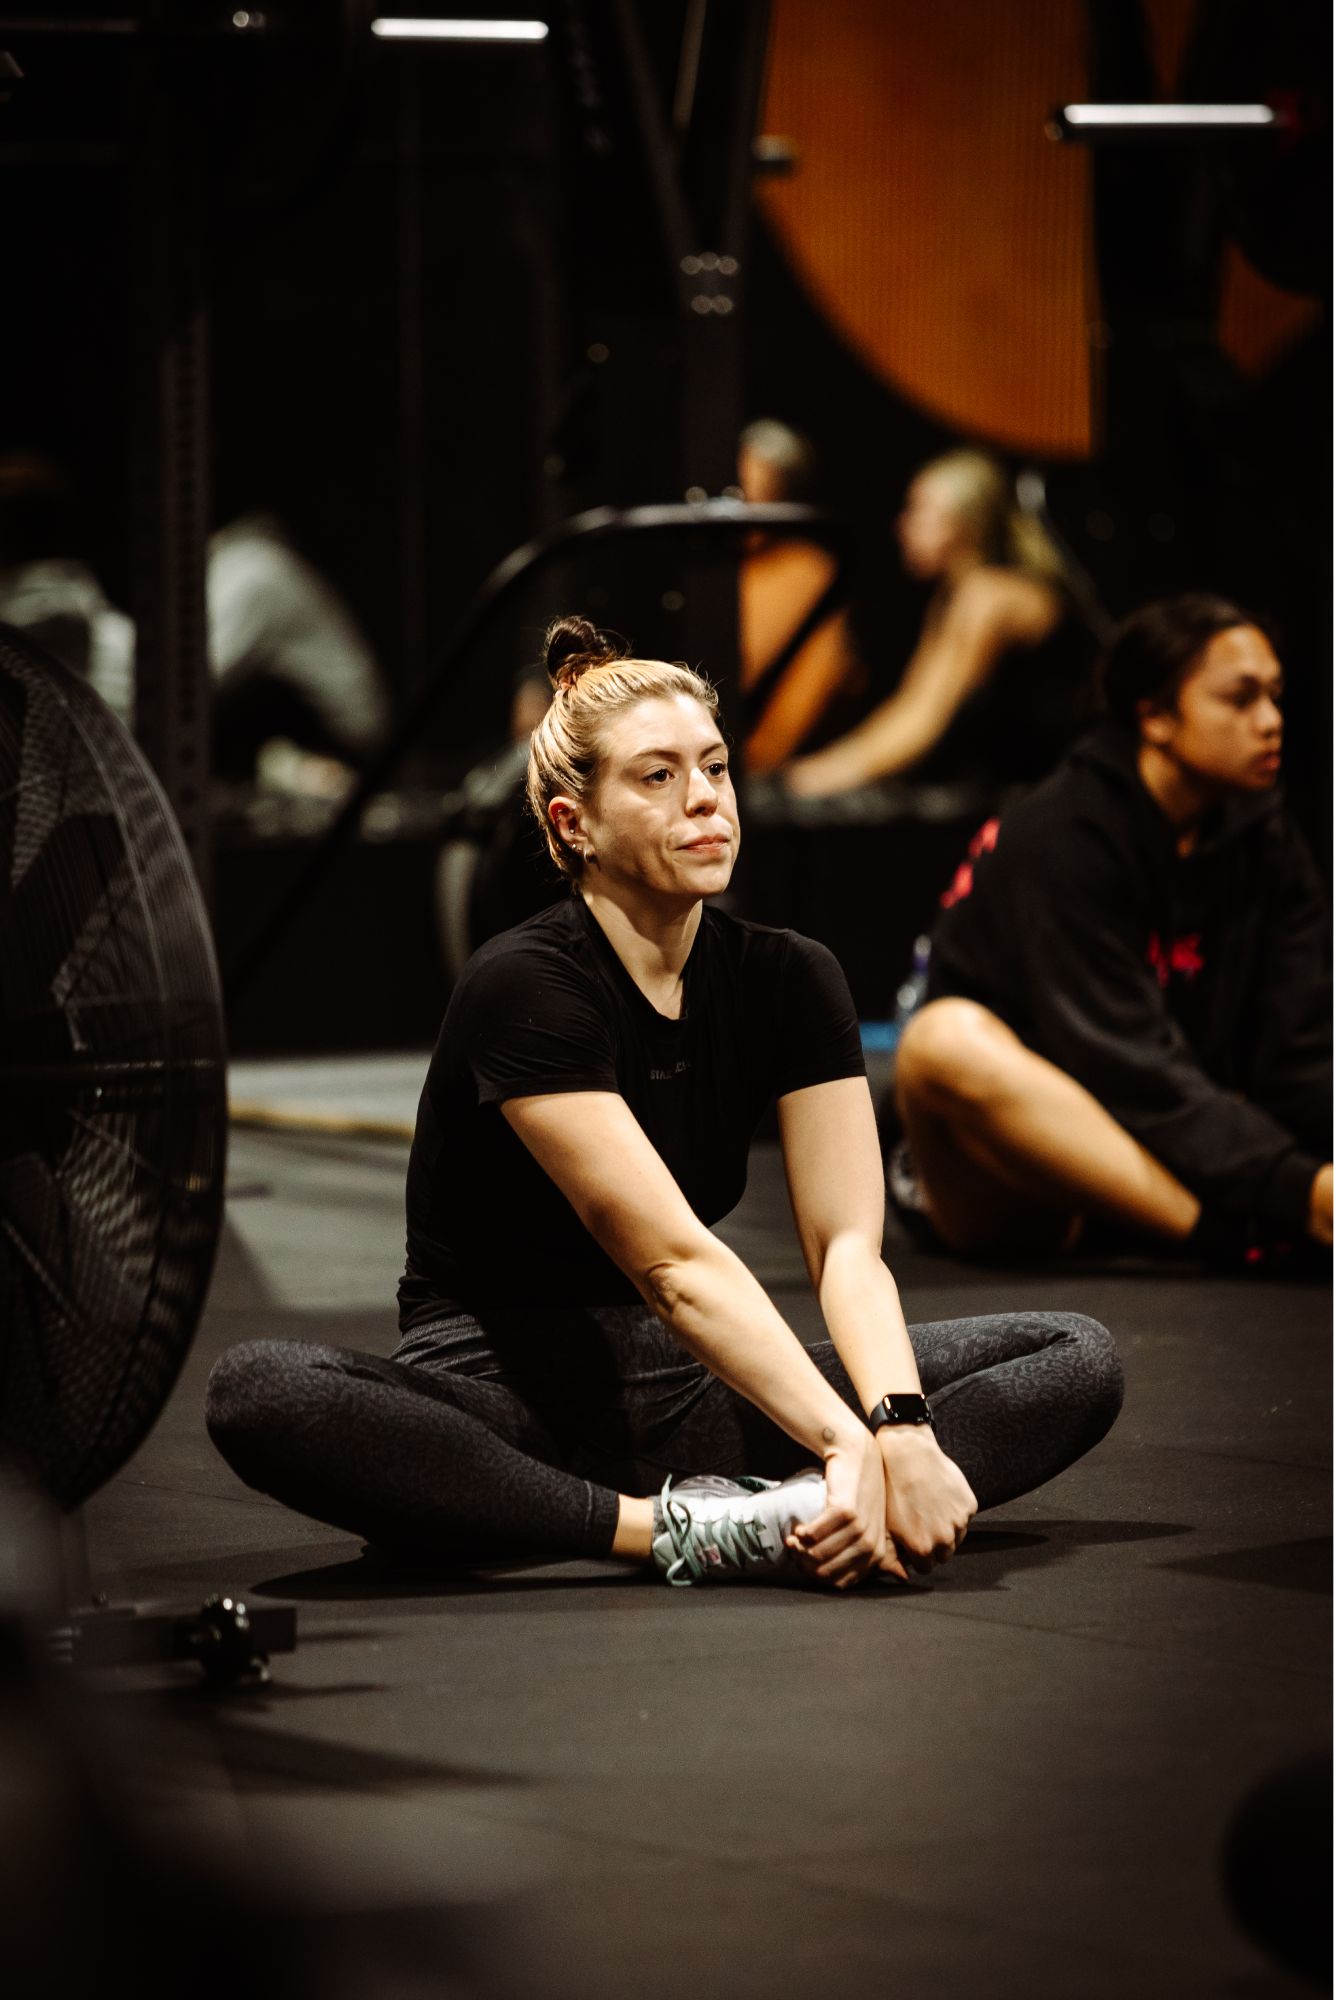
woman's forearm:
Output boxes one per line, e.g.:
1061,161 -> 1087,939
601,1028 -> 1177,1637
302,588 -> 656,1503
814,1233 -> 977,1561
830,696 -> 941,782
788,693 -> 942,793
814,1233 -> 924,1412
643,1234 -> 866,1455
787,596 -> 1009,795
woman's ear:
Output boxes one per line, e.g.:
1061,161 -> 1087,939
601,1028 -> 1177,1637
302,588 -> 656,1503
1136,697 -> 1175,748
548,795 -> 582,856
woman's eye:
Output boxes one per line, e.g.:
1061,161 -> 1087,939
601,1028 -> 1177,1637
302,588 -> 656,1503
707,761 -> 729,777
645,768 -> 670,784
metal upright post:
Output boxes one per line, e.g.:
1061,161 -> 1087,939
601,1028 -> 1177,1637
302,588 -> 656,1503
127,46 -> 213,902
397,55 -> 429,707
670,0 -> 771,730
595,0 -> 772,730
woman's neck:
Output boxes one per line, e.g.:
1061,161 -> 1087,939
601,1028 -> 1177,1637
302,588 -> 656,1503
942,546 -> 984,592
580,885 -> 703,1017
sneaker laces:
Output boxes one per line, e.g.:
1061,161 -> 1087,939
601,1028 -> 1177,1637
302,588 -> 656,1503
658,1479 -> 777,1587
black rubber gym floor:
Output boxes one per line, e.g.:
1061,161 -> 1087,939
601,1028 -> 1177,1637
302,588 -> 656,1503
82,1059 -> 1331,2000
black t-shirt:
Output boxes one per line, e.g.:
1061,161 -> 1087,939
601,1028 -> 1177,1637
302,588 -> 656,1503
398,896 -> 864,1322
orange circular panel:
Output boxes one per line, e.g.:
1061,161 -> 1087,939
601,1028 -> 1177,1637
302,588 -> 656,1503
759,0 -> 1094,457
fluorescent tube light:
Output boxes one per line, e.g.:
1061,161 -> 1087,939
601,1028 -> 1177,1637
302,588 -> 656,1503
371,17 -> 549,40
1060,103 -> 1275,127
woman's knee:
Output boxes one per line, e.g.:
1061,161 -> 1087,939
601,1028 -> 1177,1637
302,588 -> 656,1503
205,1339 -> 322,1455
897,999 -> 1018,1114
1057,1313 -> 1125,1438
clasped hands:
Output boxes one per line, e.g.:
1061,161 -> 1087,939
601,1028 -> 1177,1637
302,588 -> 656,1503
787,1424 -> 977,1592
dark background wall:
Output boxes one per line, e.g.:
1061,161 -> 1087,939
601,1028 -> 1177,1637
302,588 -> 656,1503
3,1 -> 1327,863
750,0 -> 1330,840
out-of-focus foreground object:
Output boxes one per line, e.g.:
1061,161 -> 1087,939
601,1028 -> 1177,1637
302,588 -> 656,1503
0,623 -> 293,1681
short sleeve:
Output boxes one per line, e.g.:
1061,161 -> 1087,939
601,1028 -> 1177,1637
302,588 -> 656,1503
773,933 -> 865,1097
461,943 -> 619,1105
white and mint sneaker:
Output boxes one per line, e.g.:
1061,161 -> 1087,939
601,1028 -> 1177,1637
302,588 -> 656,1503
651,1469 -> 827,1587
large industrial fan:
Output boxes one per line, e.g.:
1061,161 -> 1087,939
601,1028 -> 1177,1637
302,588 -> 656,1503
0,623 -> 292,1679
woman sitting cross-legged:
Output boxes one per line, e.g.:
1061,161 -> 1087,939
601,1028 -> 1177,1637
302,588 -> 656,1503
206,617 -> 1123,1589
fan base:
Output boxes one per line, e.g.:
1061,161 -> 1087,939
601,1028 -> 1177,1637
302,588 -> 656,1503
52,1594 -> 298,1686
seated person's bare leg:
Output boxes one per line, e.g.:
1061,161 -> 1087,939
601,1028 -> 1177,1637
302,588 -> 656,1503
613,1497 -> 655,1560
897,1000 -> 1200,1254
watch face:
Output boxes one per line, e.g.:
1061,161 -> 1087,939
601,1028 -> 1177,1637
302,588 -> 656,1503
870,1395 -> 932,1429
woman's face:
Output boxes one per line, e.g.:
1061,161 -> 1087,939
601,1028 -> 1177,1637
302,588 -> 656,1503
896,473 -> 970,580
553,694 -> 739,904
1143,625 -> 1283,792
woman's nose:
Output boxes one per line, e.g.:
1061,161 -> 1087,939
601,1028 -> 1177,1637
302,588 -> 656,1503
687,769 -> 717,811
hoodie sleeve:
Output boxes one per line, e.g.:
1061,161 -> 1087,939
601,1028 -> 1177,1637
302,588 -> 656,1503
1017,826 -> 1321,1233
1243,824 -> 1332,1156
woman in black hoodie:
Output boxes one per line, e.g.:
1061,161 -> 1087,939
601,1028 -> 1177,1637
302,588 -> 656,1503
894,594 -> 1332,1260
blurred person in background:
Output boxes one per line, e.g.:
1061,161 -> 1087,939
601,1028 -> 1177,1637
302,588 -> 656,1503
0,454 -> 389,798
737,419 -> 866,772
0,453 -> 135,721
784,448 -> 1093,798
890,594 -> 1331,1267
208,513 -> 390,797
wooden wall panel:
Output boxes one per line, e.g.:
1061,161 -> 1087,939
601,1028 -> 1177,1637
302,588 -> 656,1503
758,0 -> 1318,458
758,0 -> 1093,456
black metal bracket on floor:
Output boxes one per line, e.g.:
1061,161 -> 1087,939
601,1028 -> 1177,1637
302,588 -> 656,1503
42,1511 -> 297,1690
52,1593 -> 298,1689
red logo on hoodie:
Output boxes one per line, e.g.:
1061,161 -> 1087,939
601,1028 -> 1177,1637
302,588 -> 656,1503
940,818 -> 1001,909
1146,932 -> 1205,987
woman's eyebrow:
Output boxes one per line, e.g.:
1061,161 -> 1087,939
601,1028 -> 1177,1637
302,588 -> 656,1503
628,739 -> 727,763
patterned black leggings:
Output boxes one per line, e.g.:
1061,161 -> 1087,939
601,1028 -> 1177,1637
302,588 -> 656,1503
205,1306 -> 1122,1567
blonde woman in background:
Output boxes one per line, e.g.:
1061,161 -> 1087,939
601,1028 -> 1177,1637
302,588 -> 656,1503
785,449 -> 1088,798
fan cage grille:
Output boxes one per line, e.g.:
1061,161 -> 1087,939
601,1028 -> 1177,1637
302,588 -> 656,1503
0,626 -> 227,1508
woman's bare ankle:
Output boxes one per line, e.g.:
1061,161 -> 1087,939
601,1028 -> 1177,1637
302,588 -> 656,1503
611,1494 -> 655,1562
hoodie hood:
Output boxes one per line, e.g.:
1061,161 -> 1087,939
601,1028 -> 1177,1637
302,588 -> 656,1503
1068,720 -> 1282,857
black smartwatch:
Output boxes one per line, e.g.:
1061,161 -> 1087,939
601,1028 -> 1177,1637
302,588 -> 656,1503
867,1392 -> 934,1434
